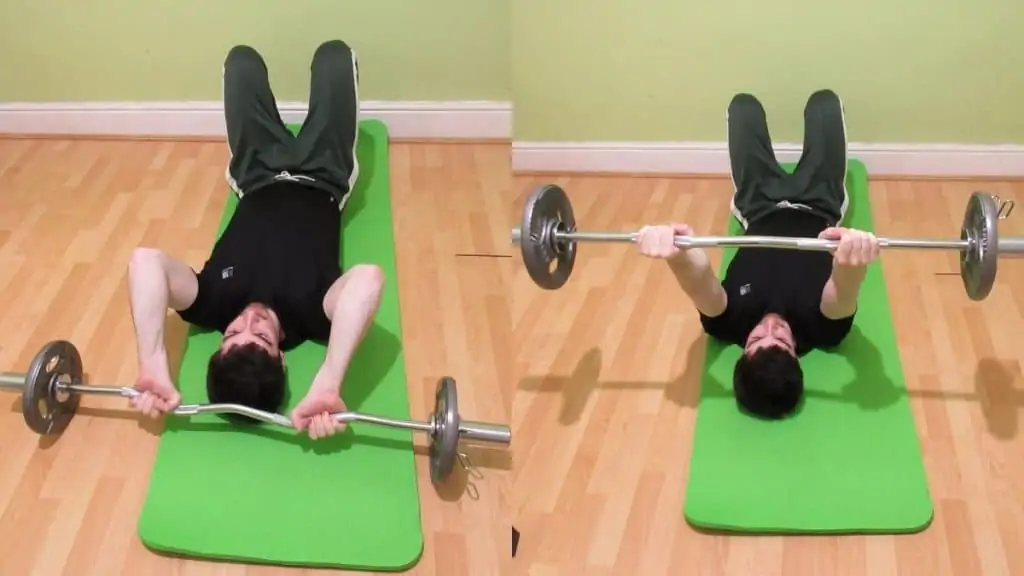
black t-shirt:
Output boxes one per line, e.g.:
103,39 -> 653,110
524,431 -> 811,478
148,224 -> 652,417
699,208 -> 854,355
178,182 -> 342,351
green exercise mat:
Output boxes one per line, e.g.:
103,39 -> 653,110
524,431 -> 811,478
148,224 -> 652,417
137,119 -> 424,570
683,159 -> 934,534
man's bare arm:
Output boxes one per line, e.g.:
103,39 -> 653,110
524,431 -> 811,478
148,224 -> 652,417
127,247 -> 199,375
819,264 -> 865,320
318,264 -> 385,390
666,248 -> 728,317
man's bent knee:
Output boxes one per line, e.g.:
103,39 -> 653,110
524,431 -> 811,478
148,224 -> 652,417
224,44 -> 267,75
805,89 -> 842,116
311,42 -> 357,89
728,93 -> 767,125
312,40 -> 356,68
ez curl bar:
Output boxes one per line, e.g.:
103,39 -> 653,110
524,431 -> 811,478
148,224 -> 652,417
511,184 -> 1018,301
0,340 -> 512,484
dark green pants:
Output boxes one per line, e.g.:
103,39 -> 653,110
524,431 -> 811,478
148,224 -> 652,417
223,40 -> 360,209
728,89 -> 849,229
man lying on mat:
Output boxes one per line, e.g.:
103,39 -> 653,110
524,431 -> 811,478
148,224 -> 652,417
124,40 -> 381,440
637,89 -> 880,420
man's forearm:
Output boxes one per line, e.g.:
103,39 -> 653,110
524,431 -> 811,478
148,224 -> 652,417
666,248 -> 727,317
127,255 -> 171,374
320,280 -> 383,391
820,265 -> 866,319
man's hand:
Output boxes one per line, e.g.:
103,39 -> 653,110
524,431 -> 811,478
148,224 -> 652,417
819,227 -> 880,268
131,371 -> 181,418
290,370 -> 348,440
637,223 -> 694,260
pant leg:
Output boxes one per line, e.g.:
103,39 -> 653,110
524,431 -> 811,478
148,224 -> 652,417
223,45 -> 296,198
789,89 -> 849,225
727,93 -> 788,229
294,40 -> 361,210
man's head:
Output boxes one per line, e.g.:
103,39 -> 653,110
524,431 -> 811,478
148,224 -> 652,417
733,313 -> 803,419
207,303 -> 288,420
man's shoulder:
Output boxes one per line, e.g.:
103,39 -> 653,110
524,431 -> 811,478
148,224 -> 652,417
803,308 -> 855,349
698,295 -> 750,344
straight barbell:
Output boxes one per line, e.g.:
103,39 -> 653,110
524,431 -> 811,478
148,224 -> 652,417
510,184 -> 1018,301
0,340 -> 512,484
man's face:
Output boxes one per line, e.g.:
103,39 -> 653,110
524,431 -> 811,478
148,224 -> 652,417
221,303 -> 283,357
744,313 -> 796,356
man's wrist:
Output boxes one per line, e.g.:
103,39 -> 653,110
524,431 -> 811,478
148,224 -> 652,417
667,249 -> 706,279
314,366 -> 344,393
832,264 -> 867,287
139,349 -> 171,377
829,267 -> 867,305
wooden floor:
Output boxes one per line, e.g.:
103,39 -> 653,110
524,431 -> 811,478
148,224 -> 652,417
511,175 -> 1024,576
0,139 -> 513,576
2,139 -> 1023,576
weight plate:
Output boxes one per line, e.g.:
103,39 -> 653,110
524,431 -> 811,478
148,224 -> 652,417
960,192 -> 1000,301
429,376 -> 461,484
23,340 -> 82,436
520,184 -> 577,290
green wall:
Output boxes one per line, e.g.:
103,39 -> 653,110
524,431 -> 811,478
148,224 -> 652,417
513,0 -> 1024,143
3,0 -> 1023,144
0,0 -> 509,101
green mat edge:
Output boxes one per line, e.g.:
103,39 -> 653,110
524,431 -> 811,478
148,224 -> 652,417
682,158 -> 935,535
135,118 -> 426,570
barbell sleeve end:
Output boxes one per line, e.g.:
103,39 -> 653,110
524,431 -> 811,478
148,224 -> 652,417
459,420 -> 512,445
999,237 -> 1024,255
0,373 -> 25,389
511,227 -> 523,245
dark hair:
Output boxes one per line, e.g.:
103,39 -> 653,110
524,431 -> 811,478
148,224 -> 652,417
206,343 -> 287,424
733,345 -> 804,419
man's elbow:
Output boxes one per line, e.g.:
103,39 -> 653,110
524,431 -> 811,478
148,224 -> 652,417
129,246 -> 162,265
350,264 -> 384,296
820,297 -> 857,322
820,324 -> 853,350
330,264 -> 385,317
128,247 -> 166,282
816,309 -> 856,349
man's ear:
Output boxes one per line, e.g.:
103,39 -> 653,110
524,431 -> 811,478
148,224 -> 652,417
277,327 -> 287,367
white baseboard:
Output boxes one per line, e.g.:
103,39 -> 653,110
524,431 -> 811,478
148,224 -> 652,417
511,141 -> 1024,178
0,100 -> 512,140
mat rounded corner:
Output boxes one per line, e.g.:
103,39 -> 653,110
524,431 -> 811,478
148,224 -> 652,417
845,158 -> 869,189
900,503 -> 936,534
379,535 -> 426,572
846,157 -> 868,177
682,515 -> 713,531
135,519 -> 180,559
682,513 -> 736,536
359,118 -> 391,139
681,505 -> 715,531
134,511 -> 157,544
134,525 -> 179,562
